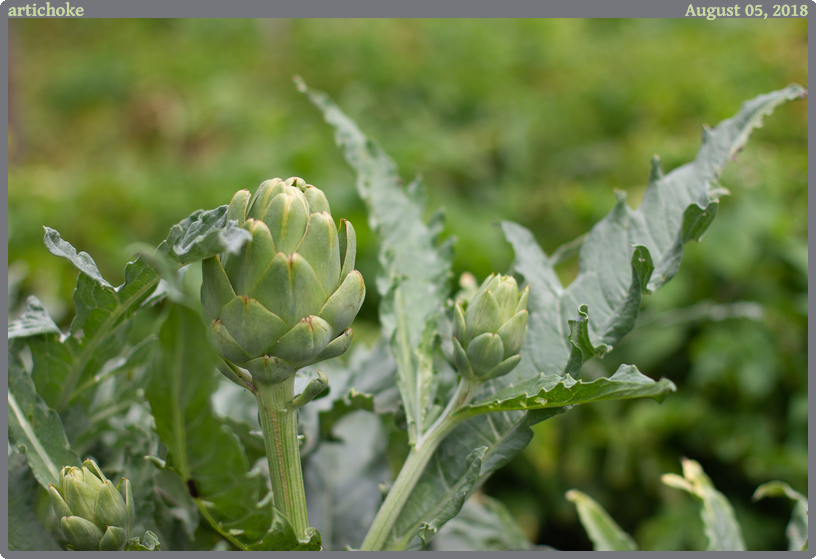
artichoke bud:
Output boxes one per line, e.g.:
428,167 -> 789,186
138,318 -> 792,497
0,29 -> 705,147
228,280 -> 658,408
202,178 -> 366,387
452,274 -> 528,381
48,459 -> 134,551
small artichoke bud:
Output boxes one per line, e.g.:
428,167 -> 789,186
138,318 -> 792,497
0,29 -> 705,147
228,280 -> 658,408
452,274 -> 529,381
202,178 -> 366,387
48,459 -> 135,551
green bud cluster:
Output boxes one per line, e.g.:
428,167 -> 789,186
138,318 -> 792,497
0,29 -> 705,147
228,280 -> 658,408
452,274 -> 529,381
202,177 -> 365,386
48,460 -> 135,551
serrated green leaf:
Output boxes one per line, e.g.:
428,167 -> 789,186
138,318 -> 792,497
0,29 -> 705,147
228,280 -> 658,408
296,338 -> 396,457
404,88 -> 803,541
384,407 -> 562,550
8,453 -> 63,550
43,226 -> 113,288
433,494 -> 533,551
299,78 -> 452,445
505,84 -> 805,381
566,489 -> 637,551
305,85 -> 803,551
146,303 -> 319,550
303,410 -> 391,550
8,296 -> 63,339
124,530 -> 162,551
389,447 -> 487,551
456,364 -> 675,419
753,481 -> 808,552
662,458 -> 746,551
160,206 -> 252,264
22,207 -> 252,415
8,341 -> 81,489
246,510 -> 322,551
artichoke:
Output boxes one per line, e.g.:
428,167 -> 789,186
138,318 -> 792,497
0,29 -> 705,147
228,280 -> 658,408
452,274 -> 529,381
48,459 -> 135,551
202,177 -> 365,386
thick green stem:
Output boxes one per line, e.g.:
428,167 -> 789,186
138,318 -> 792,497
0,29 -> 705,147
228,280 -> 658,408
254,375 -> 309,539
360,379 -> 474,551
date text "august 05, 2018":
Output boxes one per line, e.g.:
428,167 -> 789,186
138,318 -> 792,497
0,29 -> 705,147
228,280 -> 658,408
686,4 -> 807,19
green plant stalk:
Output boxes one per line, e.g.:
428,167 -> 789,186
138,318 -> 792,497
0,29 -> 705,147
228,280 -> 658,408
360,379 -> 475,551
254,375 -> 309,540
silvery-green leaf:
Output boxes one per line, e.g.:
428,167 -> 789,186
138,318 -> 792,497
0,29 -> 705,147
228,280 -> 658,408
8,295 -> 63,339
298,338 -> 396,457
455,364 -> 675,419
432,494 -> 533,551
147,304 -> 316,550
300,77 -> 453,446
662,458 -> 746,551
43,227 -> 112,288
163,206 -> 253,263
384,406 -> 564,550
403,87 -> 803,542
504,84 -> 806,380
245,509 -> 322,551
25,206 -> 252,414
8,341 -> 81,489
388,447 -> 487,551
8,453 -> 62,550
124,530 -> 162,551
303,410 -> 390,550
566,489 -> 637,551
305,82 -> 804,550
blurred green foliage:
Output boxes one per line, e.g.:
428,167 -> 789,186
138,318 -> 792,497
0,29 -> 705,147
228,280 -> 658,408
8,18 -> 807,551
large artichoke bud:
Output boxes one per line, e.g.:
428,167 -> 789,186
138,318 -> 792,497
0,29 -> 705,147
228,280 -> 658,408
202,177 -> 365,386
452,274 -> 529,381
48,459 -> 135,551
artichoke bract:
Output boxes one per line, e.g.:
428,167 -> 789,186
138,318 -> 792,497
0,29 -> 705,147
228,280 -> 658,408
48,459 -> 134,551
202,177 -> 365,386
452,274 -> 529,381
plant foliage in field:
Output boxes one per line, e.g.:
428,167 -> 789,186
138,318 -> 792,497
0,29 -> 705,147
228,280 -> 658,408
7,83 -> 805,551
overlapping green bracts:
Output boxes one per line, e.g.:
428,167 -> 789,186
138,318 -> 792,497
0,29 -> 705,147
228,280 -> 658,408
452,274 -> 529,381
202,177 -> 365,386
48,460 -> 135,551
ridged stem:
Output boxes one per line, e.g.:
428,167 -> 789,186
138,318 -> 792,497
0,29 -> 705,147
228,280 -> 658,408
254,375 -> 309,539
360,378 -> 474,551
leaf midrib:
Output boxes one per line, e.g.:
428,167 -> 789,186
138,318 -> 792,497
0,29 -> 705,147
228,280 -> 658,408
56,275 -> 159,412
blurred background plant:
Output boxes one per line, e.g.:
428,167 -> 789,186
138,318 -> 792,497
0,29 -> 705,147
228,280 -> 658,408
8,18 -> 807,551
